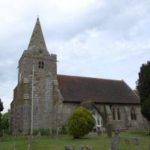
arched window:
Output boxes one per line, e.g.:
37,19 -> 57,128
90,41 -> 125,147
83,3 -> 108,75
92,110 -> 102,127
131,107 -> 136,120
117,108 -> 121,120
112,107 -> 121,120
97,117 -> 100,125
38,61 -> 44,69
112,108 -> 116,120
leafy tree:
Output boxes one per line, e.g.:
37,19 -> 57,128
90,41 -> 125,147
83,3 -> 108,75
137,61 -> 150,121
68,106 -> 95,138
141,97 -> 150,121
0,99 -> 4,136
137,61 -> 150,102
1,112 -> 9,130
0,99 -> 3,112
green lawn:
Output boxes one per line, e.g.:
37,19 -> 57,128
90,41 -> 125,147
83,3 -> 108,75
0,130 -> 149,150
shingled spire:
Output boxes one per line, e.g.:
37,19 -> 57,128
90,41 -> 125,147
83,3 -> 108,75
28,17 -> 48,53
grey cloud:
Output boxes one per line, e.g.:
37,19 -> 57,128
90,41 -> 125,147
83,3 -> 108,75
0,0 -> 150,112
42,0 -> 150,41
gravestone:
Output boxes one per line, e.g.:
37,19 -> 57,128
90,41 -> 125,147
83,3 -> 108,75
65,145 -> 75,150
65,145 -> 92,150
85,145 -> 92,150
124,138 -> 130,145
110,132 -> 119,150
79,145 -> 84,150
71,145 -> 75,150
148,144 -> 150,150
65,145 -> 71,150
132,138 -> 139,146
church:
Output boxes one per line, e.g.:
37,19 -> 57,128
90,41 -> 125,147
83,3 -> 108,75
10,18 -> 147,134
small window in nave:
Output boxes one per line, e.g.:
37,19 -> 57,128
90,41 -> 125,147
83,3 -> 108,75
112,108 -> 116,120
117,108 -> 121,120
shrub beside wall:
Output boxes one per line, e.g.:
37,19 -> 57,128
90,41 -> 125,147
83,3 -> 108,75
68,106 -> 95,138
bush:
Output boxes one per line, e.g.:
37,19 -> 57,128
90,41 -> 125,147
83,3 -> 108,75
33,128 -> 50,136
59,125 -> 68,135
68,106 -> 95,138
50,128 -> 57,136
2,129 -> 12,135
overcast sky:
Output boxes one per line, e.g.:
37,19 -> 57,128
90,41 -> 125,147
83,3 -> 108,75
0,0 -> 150,112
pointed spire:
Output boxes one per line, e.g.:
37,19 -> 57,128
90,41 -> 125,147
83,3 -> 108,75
28,17 -> 48,53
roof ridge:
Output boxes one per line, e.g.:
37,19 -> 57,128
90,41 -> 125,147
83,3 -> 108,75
57,74 -> 123,82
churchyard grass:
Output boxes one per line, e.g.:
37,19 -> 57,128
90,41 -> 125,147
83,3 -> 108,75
0,130 -> 149,150
119,130 -> 150,150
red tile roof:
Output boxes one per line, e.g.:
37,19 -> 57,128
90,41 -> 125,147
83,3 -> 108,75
57,74 -> 140,104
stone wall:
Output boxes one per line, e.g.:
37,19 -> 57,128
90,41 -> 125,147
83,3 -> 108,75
59,102 -> 148,131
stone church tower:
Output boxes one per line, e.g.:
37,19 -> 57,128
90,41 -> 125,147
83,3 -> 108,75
10,18 -> 57,134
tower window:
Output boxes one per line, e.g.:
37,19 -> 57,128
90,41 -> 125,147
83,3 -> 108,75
38,61 -> 44,69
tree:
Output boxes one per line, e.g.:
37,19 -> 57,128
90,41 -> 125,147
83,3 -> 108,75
137,61 -> 150,121
68,106 -> 95,138
0,99 -> 3,112
1,112 -> 9,130
0,99 -> 4,136
141,97 -> 150,121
